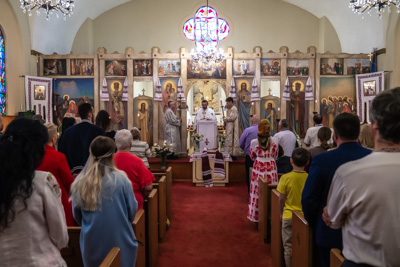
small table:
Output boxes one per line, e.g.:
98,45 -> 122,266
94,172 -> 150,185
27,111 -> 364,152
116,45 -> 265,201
190,150 -> 231,186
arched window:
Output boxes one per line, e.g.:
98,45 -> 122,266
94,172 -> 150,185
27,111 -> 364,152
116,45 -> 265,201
0,27 -> 5,114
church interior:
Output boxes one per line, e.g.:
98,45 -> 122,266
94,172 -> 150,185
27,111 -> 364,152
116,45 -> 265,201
1,0 -> 400,266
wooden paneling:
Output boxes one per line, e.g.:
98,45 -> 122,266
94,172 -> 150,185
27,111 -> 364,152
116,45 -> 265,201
144,189 -> 158,267
271,189 -> 284,267
61,227 -> 84,267
292,210 -> 313,267
133,209 -> 146,267
99,247 -> 121,267
153,176 -> 166,242
330,249 -> 345,267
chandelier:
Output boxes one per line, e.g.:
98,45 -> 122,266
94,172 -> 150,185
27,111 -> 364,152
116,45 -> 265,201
20,0 -> 75,20
191,46 -> 225,67
349,0 -> 400,18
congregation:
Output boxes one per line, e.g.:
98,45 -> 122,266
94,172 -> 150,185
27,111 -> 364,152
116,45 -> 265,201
0,87 -> 400,267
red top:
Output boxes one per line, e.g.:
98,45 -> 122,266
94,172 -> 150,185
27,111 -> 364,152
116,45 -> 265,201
36,145 -> 75,226
114,152 -> 155,210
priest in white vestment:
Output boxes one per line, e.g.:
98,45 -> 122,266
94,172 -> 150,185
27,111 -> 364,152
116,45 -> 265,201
165,101 -> 181,154
194,100 -> 217,131
224,97 -> 240,156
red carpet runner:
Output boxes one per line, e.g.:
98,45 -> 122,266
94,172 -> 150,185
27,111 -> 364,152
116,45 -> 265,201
157,182 -> 274,267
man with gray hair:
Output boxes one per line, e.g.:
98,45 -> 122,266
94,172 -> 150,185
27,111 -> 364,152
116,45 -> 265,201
114,129 -> 154,210
272,119 -> 297,157
323,88 -> 400,267
239,114 -> 260,195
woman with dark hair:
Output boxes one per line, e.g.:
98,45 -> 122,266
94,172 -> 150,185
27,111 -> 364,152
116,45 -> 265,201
95,109 -> 116,139
309,127 -> 332,157
0,118 -> 68,266
70,136 -> 138,267
58,116 -> 76,147
247,119 -> 279,222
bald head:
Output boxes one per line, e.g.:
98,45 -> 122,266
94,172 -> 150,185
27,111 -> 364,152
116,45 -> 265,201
251,115 -> 260,125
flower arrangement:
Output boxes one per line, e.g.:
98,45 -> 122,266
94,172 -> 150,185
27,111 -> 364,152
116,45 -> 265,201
192,133 -> 204,143
292,129 -> 302,147
152,141 -> 173,157
218,133 -> 226,147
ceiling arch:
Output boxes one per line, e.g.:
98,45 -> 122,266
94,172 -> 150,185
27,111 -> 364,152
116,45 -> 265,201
9,0 -> 391,54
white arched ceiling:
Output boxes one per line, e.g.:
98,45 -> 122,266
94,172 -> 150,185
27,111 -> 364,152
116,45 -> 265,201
283,0 -> 387,53
16,0 -> 132,54
11,0 -> 391,54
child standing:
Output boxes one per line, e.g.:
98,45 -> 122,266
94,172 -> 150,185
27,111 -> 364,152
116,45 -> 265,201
277,148 -> 311,267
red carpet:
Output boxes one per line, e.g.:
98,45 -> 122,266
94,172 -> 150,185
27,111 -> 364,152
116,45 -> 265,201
157,182 -> 273,267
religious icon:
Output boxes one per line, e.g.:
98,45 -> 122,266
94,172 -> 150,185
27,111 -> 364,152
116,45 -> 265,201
105,60 -> 127,76
261,59 -> 280,76
71,59 -> 94,76
161,80 -> 177,113
34,85 -> 46,100
187,60 -> 226,79
43,59 -> 66,76
233,60 -> 255,76
191,80 -> 220,114
109,80 -> 125,129
347,58 -> 371,75
363,80 -> 376,96
288,80 -> 306,137
320,58 -> 344,75
136,100 -> 151,144
158,60 -> 181,76
237,79 -> 252,132
287,60 -> 309,76
134,60 -> 153,76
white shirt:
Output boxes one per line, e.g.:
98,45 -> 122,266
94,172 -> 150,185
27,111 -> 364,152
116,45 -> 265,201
327,152 -> 400,266
303,124 -> 323,148
194,107 -> 217,130
0,171 -> 68,267
272,130 -> 296,157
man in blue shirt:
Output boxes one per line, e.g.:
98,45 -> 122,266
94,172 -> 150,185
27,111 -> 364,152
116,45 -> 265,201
239,114 -> 259,195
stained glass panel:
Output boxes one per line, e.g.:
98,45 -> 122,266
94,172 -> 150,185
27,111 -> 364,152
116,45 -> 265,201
183,5 -> 230,53
0,27 -> 5,114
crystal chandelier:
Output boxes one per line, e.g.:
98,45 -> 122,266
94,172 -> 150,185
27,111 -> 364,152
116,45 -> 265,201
20,0 -> 75,20
349,0 -> 400,18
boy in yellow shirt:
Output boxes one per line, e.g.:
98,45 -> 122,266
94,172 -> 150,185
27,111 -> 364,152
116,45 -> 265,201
277,147 -> 310,267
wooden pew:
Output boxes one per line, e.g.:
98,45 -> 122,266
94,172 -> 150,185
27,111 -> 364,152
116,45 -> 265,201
292,210 -> 314,267
133,209 -> 146,267
144,189 -> 159,267
258,175 -> 277,243
153,176 -> 167,242
61,227 -> 84,267
152,167 -> 172,223
100,247 -> 121,267
271,189 -> 285,267
330,249 -> 345,267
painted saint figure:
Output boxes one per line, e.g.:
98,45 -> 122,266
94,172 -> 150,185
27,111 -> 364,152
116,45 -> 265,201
137,102 -> 150,144
265,102 -> 278,136
238,82 -> 252,132
288,81 -> 306,137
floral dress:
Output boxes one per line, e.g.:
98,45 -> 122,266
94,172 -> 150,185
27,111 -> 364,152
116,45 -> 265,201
247,142 -> 278,222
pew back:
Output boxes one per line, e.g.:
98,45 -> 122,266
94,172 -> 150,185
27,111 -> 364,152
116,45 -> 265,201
144,189 -> 159,267
61,227 -> 84,267
99,247 -> 121,267
151,166 -> 172,222
271,189 -> 284,267
258,176 -> 277,243
292,210 -> 313,267
153,176 -> 167,242
330,249 -> 345,267
133,209 -> 146,267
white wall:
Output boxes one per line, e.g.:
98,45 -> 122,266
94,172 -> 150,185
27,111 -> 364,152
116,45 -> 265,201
72,0 -> 341,54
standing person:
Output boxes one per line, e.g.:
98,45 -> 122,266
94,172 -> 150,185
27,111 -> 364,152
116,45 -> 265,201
0,118 -> 68,266
301,113 -> 371,267
58,103 -> 105,175
194,99 -> 217,130
303,114 -> 324,148
114,129 -> 154,209
70,136 -> 138,267
165,101 -> 181,158
238,82 -> 251,132
358,123 -> 374,149
323,87 -> 400,267
273,119 -> 297,157
224,97 -> 240,157
277,148 -> 311,267
130,127 -> 152,169
37,122 -> 75,226
95,110 -> 116,140
308,127 -> 332,158
247,119 -> 279,222
239,115 -> 260,195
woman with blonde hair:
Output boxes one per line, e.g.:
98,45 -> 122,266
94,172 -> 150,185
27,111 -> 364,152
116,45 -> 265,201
70,136 -> 138,267
247,119 -> 279,222
359,123 -> 374,149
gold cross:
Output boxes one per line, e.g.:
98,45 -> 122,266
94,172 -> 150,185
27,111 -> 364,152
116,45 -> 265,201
268,88 -> 272,95
142,88 -> 146,96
